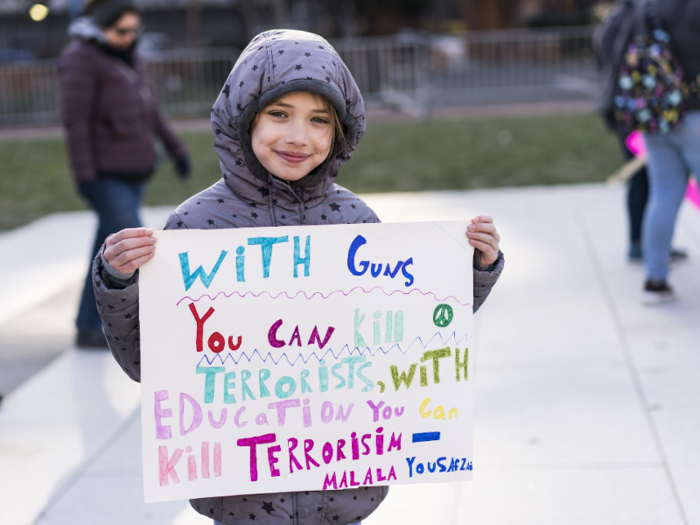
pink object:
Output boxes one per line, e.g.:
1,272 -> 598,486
625,131 -> 700,212
625,130 -> 647,157
686,176 -> 700,211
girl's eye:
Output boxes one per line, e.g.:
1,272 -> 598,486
268,111 -> 286,118
312,117 -> 329,124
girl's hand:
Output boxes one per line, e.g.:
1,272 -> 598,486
466,216 -> 500,268
104,228 -> 158,275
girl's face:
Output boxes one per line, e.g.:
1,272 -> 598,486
251,91 -> 334,182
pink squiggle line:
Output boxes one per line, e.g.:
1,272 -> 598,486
177,286 -> 471,307
195,332 -> 473,367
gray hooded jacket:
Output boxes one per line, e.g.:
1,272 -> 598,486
93,29 -> 504,525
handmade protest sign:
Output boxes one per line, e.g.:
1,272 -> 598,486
139,221 -> 474,502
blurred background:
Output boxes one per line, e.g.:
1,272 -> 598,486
0,0 -> 624,232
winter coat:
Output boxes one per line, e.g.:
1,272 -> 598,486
92,29 -> 504,525
58,18 -> 187,184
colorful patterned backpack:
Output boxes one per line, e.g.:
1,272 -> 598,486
613,0 -> 689,134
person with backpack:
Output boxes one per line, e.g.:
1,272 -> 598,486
59,0 -> 191,348
596,0 -> 699,304
595,1 -> 689,266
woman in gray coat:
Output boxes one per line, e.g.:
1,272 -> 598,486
92,29 -> 504,525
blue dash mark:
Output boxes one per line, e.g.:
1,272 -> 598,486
412,432 -> 441,443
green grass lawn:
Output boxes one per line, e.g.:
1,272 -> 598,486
0,112 -> 622,231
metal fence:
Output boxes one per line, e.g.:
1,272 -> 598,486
0,49 -> 237,125
0,26 -> 599,126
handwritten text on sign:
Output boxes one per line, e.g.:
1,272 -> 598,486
139,222 -> 475,502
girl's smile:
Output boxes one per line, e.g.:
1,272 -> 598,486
251,91 -> 334,182
275,150 -> 311,164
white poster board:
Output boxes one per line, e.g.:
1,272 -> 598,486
139,221 -> 474,502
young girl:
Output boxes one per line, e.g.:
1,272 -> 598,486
94,29 -> 504,525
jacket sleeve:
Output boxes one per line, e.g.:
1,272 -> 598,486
59,47 -> 99,184
93,245 -> 142,382
472,249 -> 504,313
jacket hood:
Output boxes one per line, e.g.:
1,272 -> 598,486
68,17 -> 107,43
211,29 -> 366,205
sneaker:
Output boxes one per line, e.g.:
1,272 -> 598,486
76,330 -> 109,350
643,279 -> 675,305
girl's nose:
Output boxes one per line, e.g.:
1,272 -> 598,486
284,120 -> 308,146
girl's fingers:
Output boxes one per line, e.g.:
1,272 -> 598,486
106,227 -> 155,247
466,231 -> 499,250
467,223 -> 500,242
105,233 -> 157,265
109,244 -> 157,269
114,251 -> 156,275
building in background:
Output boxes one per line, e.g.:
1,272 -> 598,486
0,0 -> 603,59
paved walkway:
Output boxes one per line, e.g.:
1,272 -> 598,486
1,184 -> 699,525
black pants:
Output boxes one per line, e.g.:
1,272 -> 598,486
618,131 -> 649,246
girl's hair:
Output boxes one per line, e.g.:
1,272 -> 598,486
250,92 -> 346,158
85,0 -> 139,28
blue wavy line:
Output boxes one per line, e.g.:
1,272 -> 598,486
195,332 -> 473,367
176,286 -> 471,308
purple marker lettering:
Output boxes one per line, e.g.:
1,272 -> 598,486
268,445 -> 282,477
366,400 -> 384,422
268,398 -> 301,426
237,433 -> 277,482
304,439 -> 320,469
361,433 -> 371,455
321,401 -> 334,423
376,427 -> 384,455
234,406 -> 247,427
322,442 -> 333,464
268,319 -> 285,348
303,398 -> 312,427
208,408 -> 227,429
336,439 -> 347,461
180,393 -> 203,436
288,437 -> 303,473
335,403 -> 354,422
289,325 -> 302,346
351,432 -> 359,460
154,390 -> 172,439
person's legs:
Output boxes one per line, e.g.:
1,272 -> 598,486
627,166 -> 649,257
618,130 -> 649,257
76,178 -> 146,343
642,134 -> 688,285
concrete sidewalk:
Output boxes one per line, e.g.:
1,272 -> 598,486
1,184 -> 699,525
